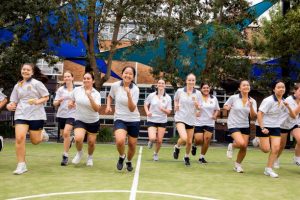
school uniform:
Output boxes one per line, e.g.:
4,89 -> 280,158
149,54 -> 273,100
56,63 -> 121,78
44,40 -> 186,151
0,90 -> 7,102
109,81 -> 140,138
256,95 -> 289,137
280,95 -> 300,134
174,87 -> 202,129
10,78 -> 49,130
71,86 -> 101,133
225,93 -> 257,135
195,95 -> 220,133
55,85 -> 76,129
144,92 -> 172,128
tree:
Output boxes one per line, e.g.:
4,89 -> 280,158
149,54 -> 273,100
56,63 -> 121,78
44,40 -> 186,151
0,0 -> 71,92
199,0 -> 253,91
252,3 -> 300,93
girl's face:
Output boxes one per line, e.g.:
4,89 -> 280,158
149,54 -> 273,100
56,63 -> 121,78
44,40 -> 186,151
186,74 -> 196,88
273,82 -> 285,97
201,84 -> 210,96
83,73 -> 94,87
21,64 -> 33,80
239,81 -> 250,93
294,87 -> 300,99
122,67 -> 134,83
63,72 -> 74,84
157,80 -> 166,90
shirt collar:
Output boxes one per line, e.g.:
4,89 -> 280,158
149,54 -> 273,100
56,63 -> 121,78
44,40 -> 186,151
183,87 -> 196,93
272,94 -> 278,102
120,81 -> 133,89
292,95 -> 297,100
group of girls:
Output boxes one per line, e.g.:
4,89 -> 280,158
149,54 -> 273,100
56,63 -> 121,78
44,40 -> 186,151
2,63 -> 300,179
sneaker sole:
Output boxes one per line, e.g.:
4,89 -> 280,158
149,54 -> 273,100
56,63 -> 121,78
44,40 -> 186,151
264,171 -> 278,178
233,167 -> 244,173
13,169 -> 28,175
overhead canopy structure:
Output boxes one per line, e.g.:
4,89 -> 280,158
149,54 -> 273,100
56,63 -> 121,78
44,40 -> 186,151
0,1 -> 277,80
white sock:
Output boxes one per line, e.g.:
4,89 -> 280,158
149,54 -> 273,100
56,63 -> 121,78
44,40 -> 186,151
185,154 -> 189,158
175,144 -> 180,149
87,155 -> 93,159
120,154 -> 126,159
235,162 -> 241,167
63,152 -> 69,157
200,154 -> 205,159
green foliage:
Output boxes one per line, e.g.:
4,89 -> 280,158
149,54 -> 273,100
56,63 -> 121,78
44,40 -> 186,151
97,126 -> 114,143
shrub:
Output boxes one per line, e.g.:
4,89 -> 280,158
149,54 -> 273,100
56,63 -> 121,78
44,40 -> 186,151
97,127 -> 114,143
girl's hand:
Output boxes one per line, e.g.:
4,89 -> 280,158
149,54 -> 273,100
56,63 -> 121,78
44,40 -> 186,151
7,102 -> 17,111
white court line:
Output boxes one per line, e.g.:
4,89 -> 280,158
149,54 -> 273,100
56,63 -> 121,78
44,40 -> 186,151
7,190 -> 218,200
129,146 -> 143,200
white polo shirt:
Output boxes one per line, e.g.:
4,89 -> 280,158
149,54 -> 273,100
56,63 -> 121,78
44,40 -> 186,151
174,87 -> 202,126
195,95 -> 220,127
281,95 -> 300,129
144,92 -> 172,123
225,94 -> 257,129
71,86 -> 101,123
54,85 -> 76,119
0,90 -> 7,101
10,78 -> 49,120
255,95 -> 288,128
109,81 -> 140,122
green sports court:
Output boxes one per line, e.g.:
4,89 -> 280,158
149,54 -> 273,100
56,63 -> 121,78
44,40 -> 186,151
1,141 -> 299,200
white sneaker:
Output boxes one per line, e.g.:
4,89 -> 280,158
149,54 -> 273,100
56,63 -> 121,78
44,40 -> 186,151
226,143 -> 233,159
42,129 -> 49,142
72,151 -> 83,164
234,165 -> 244,173
153,153 -> 159,161
147,141 -> 153,149
273,159 -> 280,169
252,137 -> 260,147
86,156 -> 93,167
13,163 -> 28,175
0,136 -> 3,151
264,167 -> 279,178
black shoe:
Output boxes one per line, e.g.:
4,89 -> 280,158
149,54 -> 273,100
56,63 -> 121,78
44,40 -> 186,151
199,157 -> 208,164
184,157 -> 190,166
117,156 -> 126,170
173,146 -> 180,159
0,136 -> 3,152
191,145 -> 197,156
61,155 -> 69,166
126,161 -> 133,172
69,136 -> 75,149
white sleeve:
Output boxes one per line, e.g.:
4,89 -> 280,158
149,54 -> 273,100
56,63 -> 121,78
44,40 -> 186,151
174,90 -> 180,101
132,86 -> 139,105
54,87 -> 62,101
10,84 -> 19,103
166,95 -> 172,110
144,93 -> 153,105
109,83 -> 116,99
259,98 -> 271,113
36,81 -> 49,97
214,97 -> 220,110
224,96 -> 234,107
0,91 -> 7,101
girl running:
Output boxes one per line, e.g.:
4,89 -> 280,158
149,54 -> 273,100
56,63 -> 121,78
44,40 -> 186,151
7,63 -> 49,175
224,80 -> 257,173
106,66 -> 140,172
69,72 -> 101,167
173,73 -> 202,166
192,83 -> 220,164
256,80 -> 295,178
275,83 -> 300,168
144,79 -> 172,161
53,71 -> 76,166
0,89 -> 8,151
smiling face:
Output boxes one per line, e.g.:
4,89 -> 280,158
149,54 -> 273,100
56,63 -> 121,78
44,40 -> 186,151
273,82 -> 285,97
122,67 -> 135,84
186,74 -> 196,88
201,84 -> 210,96
157,79 -> 166,91
21,64 -> 34,80
83,73 -> 94,88
239,80 -> 250,94
63,72 -> 74,84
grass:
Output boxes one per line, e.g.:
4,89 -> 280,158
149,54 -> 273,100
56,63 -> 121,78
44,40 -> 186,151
0,141 -> 300,200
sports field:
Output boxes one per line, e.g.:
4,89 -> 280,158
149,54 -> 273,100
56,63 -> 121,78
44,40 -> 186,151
0,141 -> 299,200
